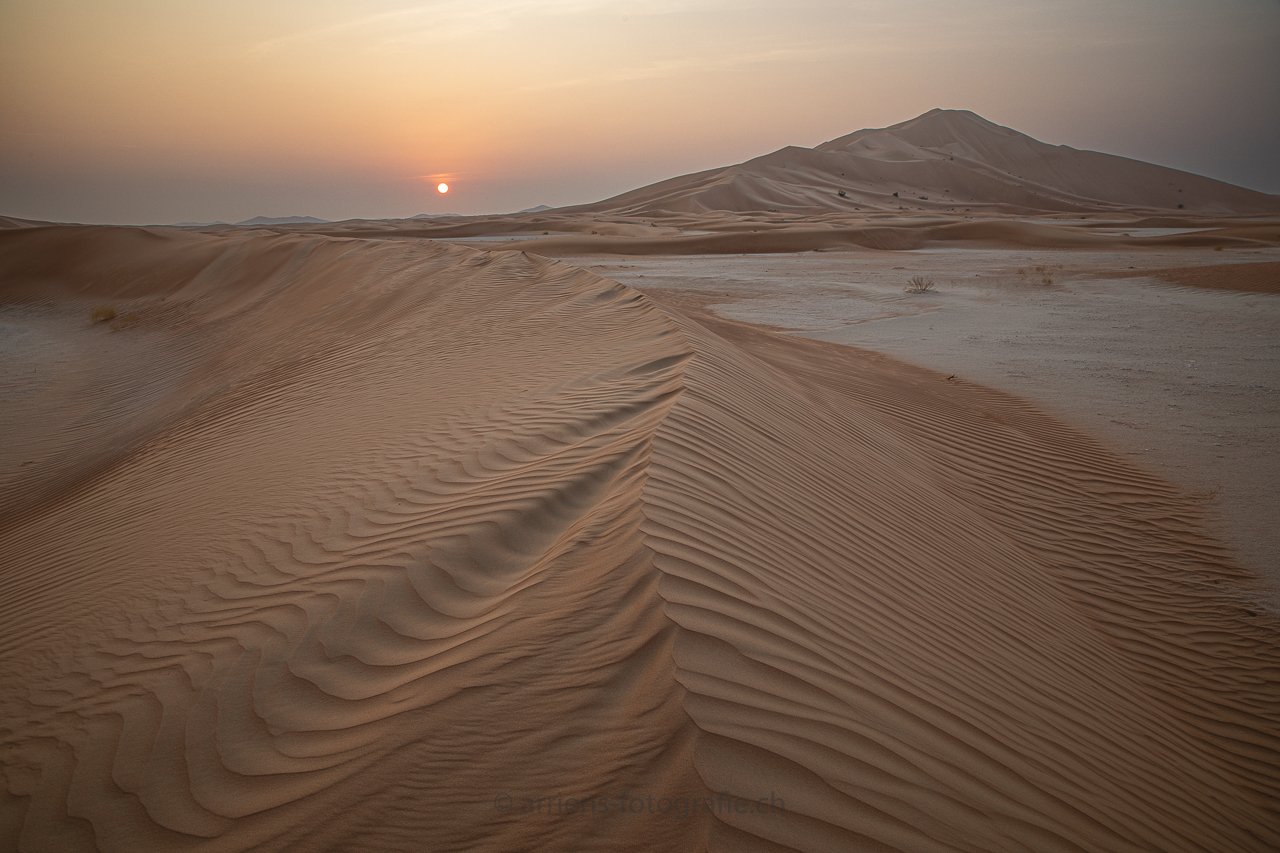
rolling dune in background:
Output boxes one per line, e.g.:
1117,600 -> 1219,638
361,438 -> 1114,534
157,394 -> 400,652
1,226 -> 1278,852
232,211 -> 1280,259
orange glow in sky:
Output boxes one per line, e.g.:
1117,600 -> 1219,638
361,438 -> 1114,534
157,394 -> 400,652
0,0 -> 1276,224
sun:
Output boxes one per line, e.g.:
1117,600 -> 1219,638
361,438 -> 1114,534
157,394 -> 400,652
437,183 -> 449,194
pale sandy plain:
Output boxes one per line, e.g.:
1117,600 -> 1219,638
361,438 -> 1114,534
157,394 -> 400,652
2,110 -> 1280,852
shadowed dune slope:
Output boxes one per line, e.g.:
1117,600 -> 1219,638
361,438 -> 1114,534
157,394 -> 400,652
1,227 -> 1278,852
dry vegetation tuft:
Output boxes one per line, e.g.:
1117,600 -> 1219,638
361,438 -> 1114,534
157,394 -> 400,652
91,306 -> 117,323
1016,264 -> 1062,286
904,275 -> 935,294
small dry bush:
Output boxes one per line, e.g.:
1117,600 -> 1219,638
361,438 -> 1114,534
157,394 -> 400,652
904,275 -> 935,294
1017,264 -> 1061,285
91,305 -> 117,323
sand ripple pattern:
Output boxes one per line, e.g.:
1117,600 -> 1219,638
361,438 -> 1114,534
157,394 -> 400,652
1,226 -> 1277,852
1,230 -> 699,851
642,312 -> 1280,852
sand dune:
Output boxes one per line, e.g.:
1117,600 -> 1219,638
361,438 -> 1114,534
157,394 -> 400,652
161,109 -> 1280,258
443,215 -> 1280,257
154,110 -> 1278,259
0,216 -> 60,230
232,210 -> 1280,259
567,109 -> 1280,216
2,225 -> 1278,852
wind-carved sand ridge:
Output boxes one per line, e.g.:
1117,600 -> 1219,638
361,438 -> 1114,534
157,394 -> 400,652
1,225 -> 1278,852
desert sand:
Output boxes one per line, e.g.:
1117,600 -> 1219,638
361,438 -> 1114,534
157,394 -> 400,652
575,248 -> 1280,597
1,219 -> 1278,852
2,110 -> 1279,852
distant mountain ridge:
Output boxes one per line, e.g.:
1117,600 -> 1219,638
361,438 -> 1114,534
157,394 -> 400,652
574,109 -> 1280,215
236,215 -> 331,226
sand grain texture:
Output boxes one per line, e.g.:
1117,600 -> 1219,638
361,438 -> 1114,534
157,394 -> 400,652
1,226 -> 1278,852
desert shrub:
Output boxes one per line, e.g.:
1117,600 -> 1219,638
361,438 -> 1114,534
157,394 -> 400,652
91,306 -> 117,323
1018,263 -> 1061,285
904,275 -> 935,293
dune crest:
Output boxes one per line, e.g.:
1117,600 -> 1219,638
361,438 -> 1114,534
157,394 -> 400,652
1,227 -> 1277,851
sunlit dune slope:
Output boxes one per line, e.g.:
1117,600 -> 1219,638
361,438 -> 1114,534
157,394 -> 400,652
569,109 -> 1280,216
1,226 -> 1277,852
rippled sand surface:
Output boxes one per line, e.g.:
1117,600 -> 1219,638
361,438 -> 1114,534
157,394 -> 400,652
1,225 -> 1277,852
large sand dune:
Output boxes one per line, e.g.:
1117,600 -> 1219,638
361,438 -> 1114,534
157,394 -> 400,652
2,225 -> 1278,851
172,109 -> 1280,260
567,110 -> 1280,216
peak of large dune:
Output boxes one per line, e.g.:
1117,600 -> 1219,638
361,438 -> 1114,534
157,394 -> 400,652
578,109 -> 1280,215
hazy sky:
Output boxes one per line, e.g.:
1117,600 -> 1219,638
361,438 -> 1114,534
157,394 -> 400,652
2,0 -> 1277,224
